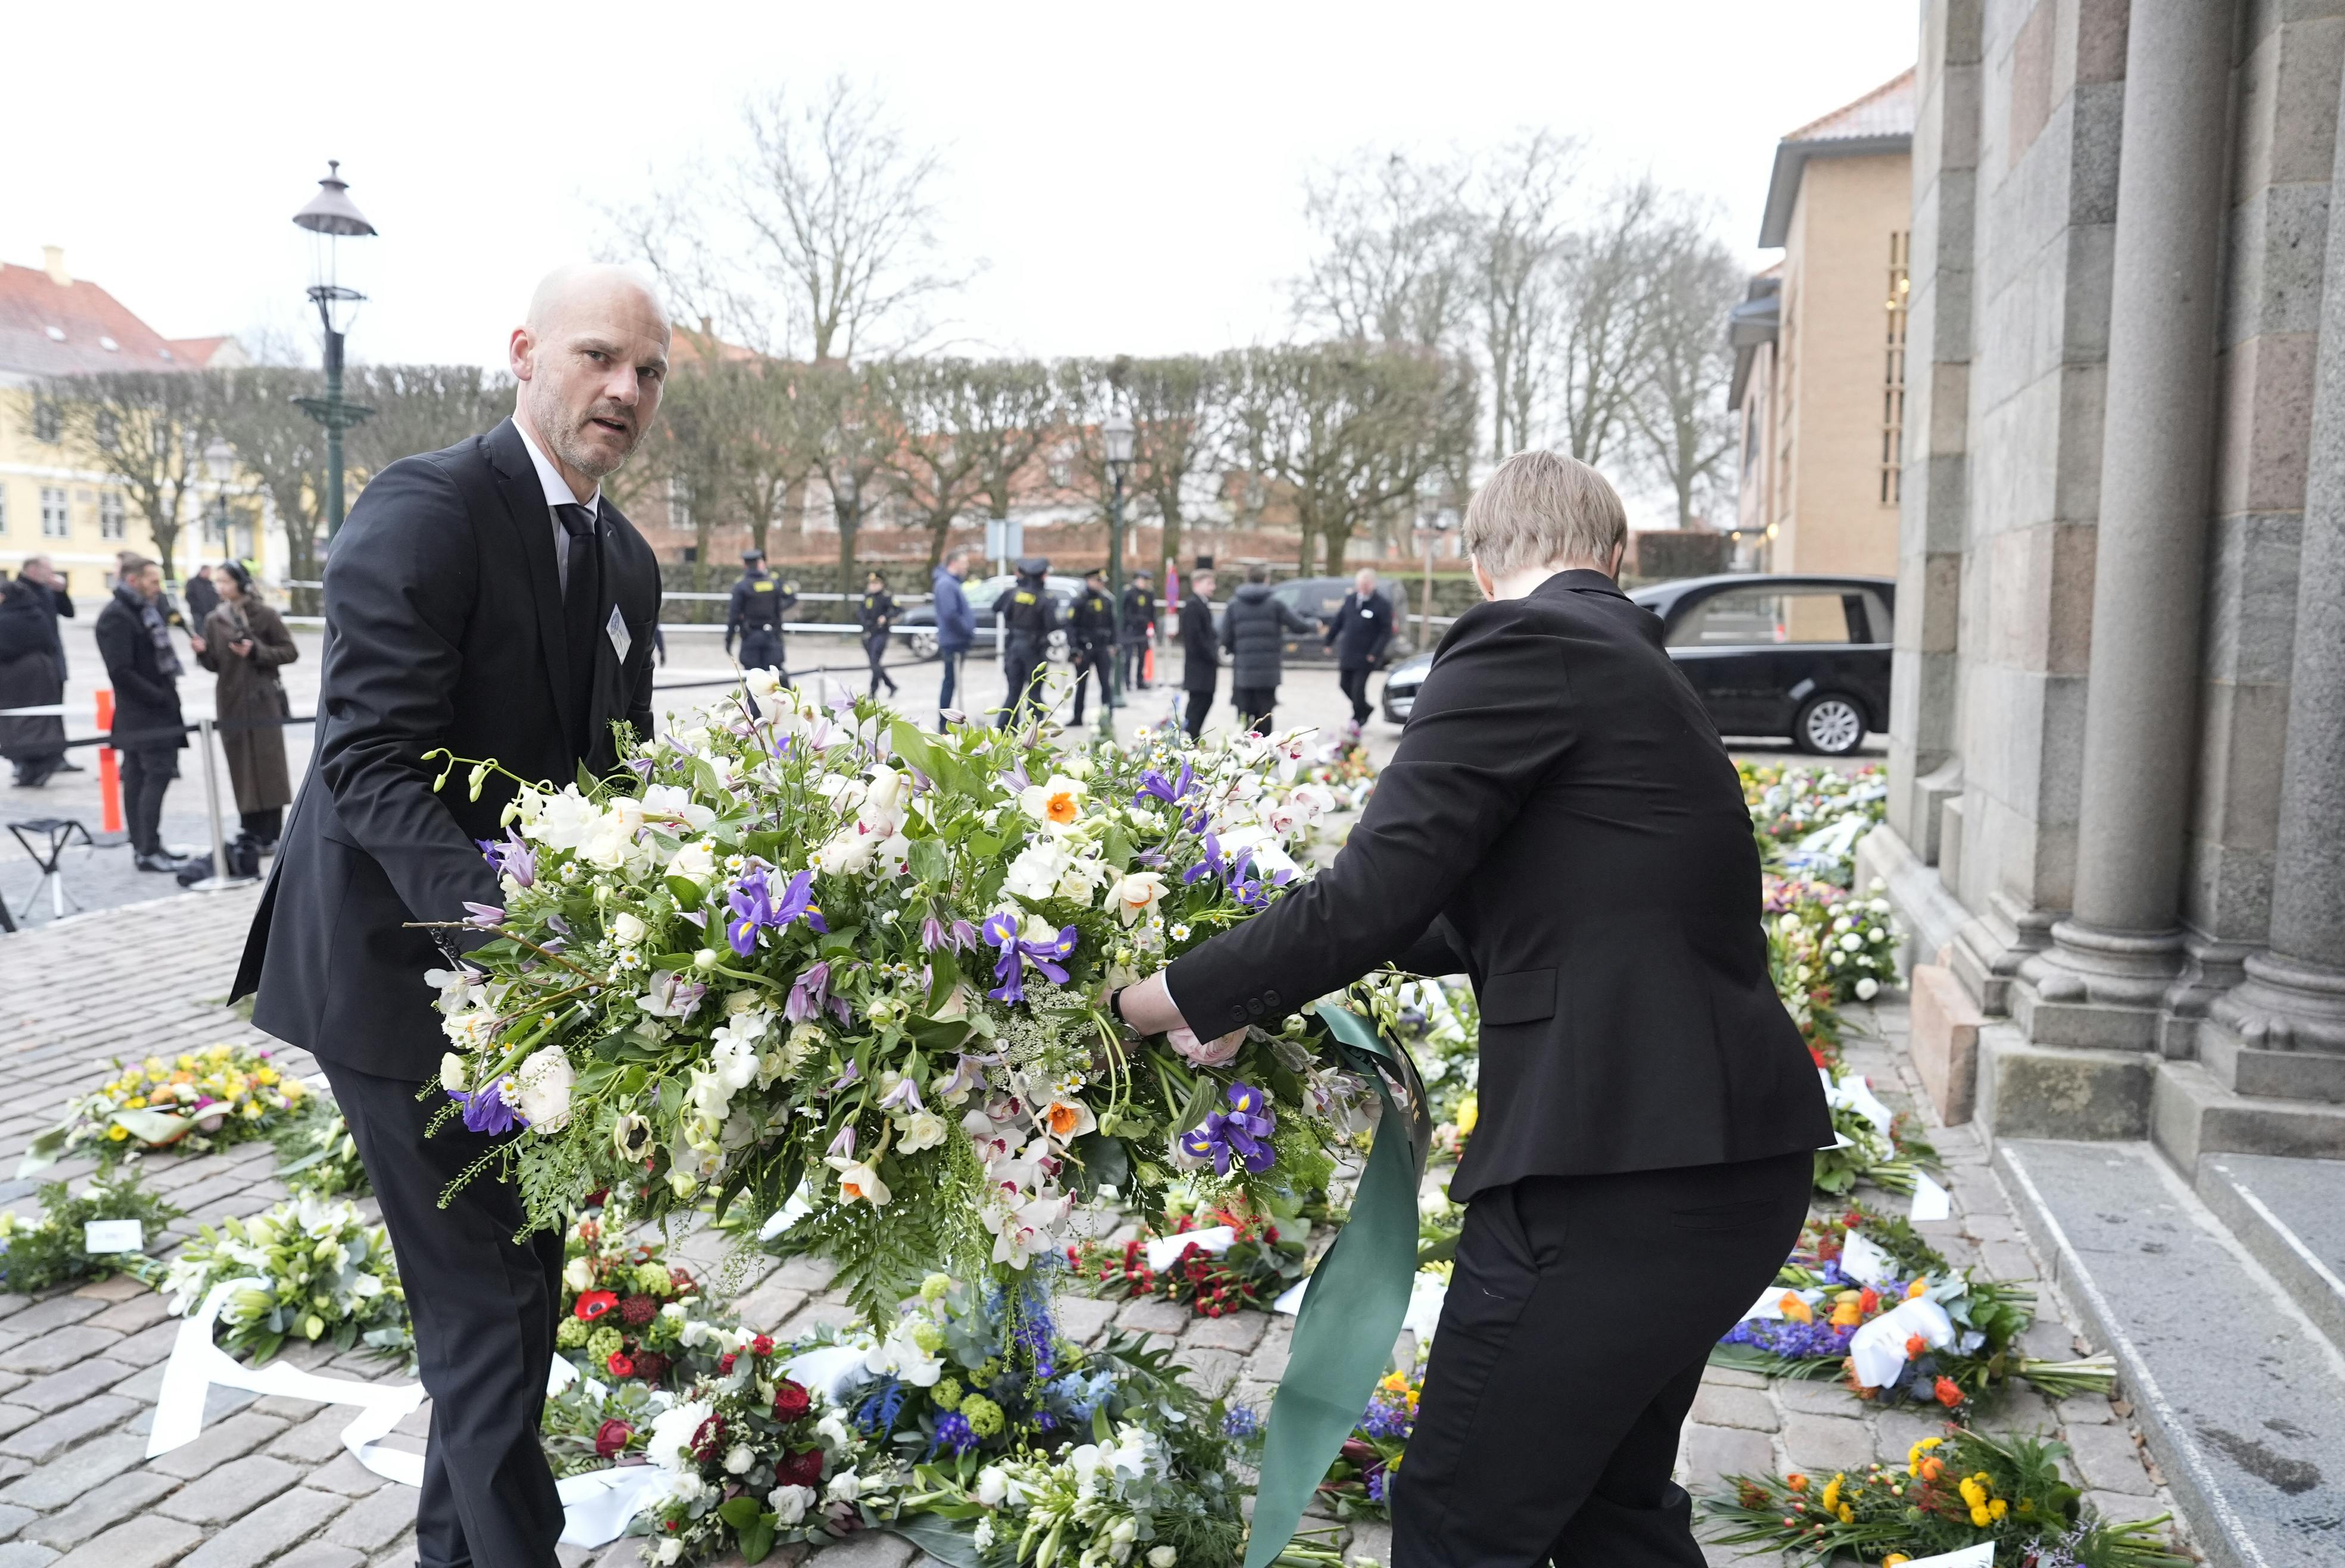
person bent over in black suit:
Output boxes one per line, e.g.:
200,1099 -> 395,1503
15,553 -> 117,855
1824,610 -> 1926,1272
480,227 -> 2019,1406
1119,450 -> 1829,1568
232,265 -> 669,1568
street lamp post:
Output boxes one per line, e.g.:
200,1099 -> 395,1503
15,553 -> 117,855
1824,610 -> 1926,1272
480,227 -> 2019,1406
1101,411 -> 1136,732
1418,508 -> 1456,647
291,161 -> 378,542
202,437 -> 236,561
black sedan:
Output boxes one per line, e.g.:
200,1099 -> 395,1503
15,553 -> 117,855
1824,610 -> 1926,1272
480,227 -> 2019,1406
1378,573 -> 1894,755
1263,576 -> 1416,665
897,574 -> 1081,662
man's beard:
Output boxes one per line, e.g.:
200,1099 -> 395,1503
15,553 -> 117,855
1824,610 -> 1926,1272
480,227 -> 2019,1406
542,396 -> 638,480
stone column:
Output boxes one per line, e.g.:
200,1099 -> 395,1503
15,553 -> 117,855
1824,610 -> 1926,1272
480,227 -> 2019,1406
2213,48 -> 2345,1059
2025,0 -> 2238,1040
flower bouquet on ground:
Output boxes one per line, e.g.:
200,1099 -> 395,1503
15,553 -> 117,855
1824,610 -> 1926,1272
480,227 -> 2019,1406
269,1097 -> 371,1199
422,679 -> 1379,1324
0,1171 -> 180,1292
1314,1362 -> 1420,1520
555,1198 -> 735,1390
1770,878 -> 1901,1007
1713,1206 -> 2114,1410
1703,1429 -> 2187,1567
160,1193 -> 409,1364
1741,762 -> 1889,887
19,1041 -> 310,1174
1812,1070 -> 1940,1199
1072,1189 -> 1307,1320
542,1373 -> 664,1478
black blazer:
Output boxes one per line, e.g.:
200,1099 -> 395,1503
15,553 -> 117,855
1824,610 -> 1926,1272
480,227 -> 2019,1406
1165,569 -> 1829,1196
94,587 -> 186,751
231,419 -> 661,1078
1178,595 -> 1218,692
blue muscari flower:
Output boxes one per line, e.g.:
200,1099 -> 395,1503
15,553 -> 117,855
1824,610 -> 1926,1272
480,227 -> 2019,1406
1223,1406 -> 1262,1440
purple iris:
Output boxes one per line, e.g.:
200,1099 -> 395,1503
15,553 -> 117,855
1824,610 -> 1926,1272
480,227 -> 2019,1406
786,960 -> 832,1023
1134,760 -> 1194,808
1180,1082 -> 1277,1175
727,867 -> 826,956
983,910 -> 1078,1003
1181,835 -> 1230,887
475,830 -> 537,889
453,1078 -> 523,1135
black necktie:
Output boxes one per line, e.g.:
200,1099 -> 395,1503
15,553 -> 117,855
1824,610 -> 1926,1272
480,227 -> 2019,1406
555,503 -> 601,755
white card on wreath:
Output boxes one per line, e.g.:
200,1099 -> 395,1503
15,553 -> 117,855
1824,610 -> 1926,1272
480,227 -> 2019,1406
83,1219 -> 143,1253
1909,1171 -> 1953,1222
1839,1229 -> 1898,1287
1900,1544 -> 1994,1568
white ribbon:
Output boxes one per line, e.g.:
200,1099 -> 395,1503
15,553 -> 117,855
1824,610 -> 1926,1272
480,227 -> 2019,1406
1845,1295 -> 1957,1389
1143,1224 -> 1236,1272
149,1280 -> 670,1547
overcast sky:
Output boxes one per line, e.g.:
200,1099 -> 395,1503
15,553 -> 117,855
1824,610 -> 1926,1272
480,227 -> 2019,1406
7,1 -> 1917,367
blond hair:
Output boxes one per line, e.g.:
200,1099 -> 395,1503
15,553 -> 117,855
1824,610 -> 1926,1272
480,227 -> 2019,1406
1462,450 -> 1627,575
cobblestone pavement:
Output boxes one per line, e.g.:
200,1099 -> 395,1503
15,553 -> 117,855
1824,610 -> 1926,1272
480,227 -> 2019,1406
0,895 -> 2147,1568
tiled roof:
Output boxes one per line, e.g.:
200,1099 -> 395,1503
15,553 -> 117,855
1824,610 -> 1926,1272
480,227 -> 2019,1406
1784,68 -> 1917,144
0,260 -> 198,381
164,335 -> 245,369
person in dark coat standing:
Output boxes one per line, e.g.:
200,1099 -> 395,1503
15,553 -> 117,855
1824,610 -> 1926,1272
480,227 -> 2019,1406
931,548 -> 976,727
0,558 -> 73,786
182,564 -> 221,630
994,557 -> 1053,729
1119,570 -> 1158,690
1217,563 -> 1317,732
231,265 -> 668,1568
95,555 -> 195,870
1323,565 -> 1395,728
194,561 -> 299,848
857,570 -> 900,699
725,550 -> 795,676
1177,567 -> 1218,741
1118,451 -> 1827,1568
1068,568 -> 1116,726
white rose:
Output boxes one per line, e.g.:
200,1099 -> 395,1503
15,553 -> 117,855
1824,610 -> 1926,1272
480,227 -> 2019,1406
1856,977 -> 1880,1000
563,1257 -> 594,1292
668,839 -> 717,884
438,1052 -> 468,1092
1149,1548 -> 1178,1567
657,1540 -> 684,1566
611,911 -> 648,947
826,1470 -> 864,1503
724,1443 -> 755,1475
895,1110 -> 950,1154
514,1047 -> 575,1132
768,1483 -> 817,1523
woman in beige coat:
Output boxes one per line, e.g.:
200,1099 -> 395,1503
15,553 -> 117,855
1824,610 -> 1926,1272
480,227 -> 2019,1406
195,562 -> 298,848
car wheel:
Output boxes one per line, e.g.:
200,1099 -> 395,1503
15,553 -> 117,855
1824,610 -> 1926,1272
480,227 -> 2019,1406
1795,693 -> 1867,756
908,631 -> 938,661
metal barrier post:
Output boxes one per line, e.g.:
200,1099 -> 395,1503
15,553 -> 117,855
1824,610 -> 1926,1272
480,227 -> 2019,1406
186,717 -> 254,892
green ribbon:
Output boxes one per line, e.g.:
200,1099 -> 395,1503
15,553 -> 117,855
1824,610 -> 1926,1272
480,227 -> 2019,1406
1245,1003 -> 1430,1568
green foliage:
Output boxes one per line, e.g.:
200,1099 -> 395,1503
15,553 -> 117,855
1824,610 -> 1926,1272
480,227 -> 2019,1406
0,1172 -> 180,1293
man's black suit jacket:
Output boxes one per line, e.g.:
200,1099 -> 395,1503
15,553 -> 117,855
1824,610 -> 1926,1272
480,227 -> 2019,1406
231,419 -> 661,1079
1178,595 -> 1217,692
1165,568 -> 1830,1198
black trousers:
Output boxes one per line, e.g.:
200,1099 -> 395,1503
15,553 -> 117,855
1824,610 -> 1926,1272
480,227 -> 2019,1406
1393,1150 -> 1811,1568
1230,685 -> 1274,733
1119,640 -> 1152,689
864,632 -> 897,696
1339,665 -> 1374,726
1182,685 -> 1213,740
1071,640 -> 1114,723
936,650 -> 965,724
121,746 -> 179,855
996,641 -> 1048,729
736,629 -> 785,676
323,1059 -> 566,1568
240,807 -> 284,845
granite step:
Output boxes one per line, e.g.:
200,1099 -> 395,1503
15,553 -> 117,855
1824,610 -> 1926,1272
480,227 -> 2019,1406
1996,1138 -> 2345,1568
2150,1058 -> 2345,1171
2195,1152 -> 2345,1360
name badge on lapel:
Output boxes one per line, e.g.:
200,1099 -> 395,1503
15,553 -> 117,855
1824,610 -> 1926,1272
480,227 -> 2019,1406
605,605 -> 632,663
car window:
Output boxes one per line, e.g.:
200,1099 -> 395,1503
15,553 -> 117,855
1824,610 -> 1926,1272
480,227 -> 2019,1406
1665,587 -> 1869,647
1856,590 -> 1893,645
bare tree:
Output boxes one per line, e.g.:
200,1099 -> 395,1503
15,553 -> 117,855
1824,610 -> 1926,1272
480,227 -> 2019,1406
344,366 -> 514,480
801,361 -> 899,587
1467,131 -> 1581,461
1060,355 -> 1229,578
47,371 -> 220,578
1293,151 -> 1472,350
882,359 -> 1059,570
1551,179 -> 1666,468
209,368 -> 328,608
1226,344 -> 1476,577
1627,222 -> 1743,528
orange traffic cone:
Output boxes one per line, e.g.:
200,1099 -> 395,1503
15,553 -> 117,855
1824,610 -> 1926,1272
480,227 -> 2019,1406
96,689 -> 124,835
1142,646 -> 1156,685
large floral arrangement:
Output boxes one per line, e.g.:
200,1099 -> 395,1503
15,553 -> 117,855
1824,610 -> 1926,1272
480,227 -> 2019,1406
1741,763 -> 1888,886
425,680 -> 1376,1322
627,1336 -> 846,1564
0,1171 -> 179,1292
1771,879 -> 1899,1007
1714,1207 -> 2112,1410
22,1042 -> 309,1171
1703,1429 -> 2186,1567
161,1193 -> 410,1364
1072,1191 -> 1307,1320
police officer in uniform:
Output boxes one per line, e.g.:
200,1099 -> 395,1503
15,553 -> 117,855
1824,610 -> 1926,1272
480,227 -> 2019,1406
725,550 -> 796,677
1119,570 -> 1158,690
995,556 -> 1053,729
1069,568 -> 1117,726
858,570 -> 901,699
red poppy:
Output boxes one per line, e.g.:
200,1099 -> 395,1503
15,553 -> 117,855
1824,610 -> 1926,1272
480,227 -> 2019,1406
1933,1376 -> 1965,1408
606,1352 -> 636,1378
773,1379 -> 811,1420
594,1418 -> 635,1458
574,1290 -> 620,1322
778,1446 -> 825,1488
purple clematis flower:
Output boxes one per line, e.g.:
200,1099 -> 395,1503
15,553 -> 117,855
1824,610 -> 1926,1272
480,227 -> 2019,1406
877,1076 -> 923,1113
475,830 -> 537,889
453,1077 -> 524,1135
786,960 -> 832,1023
920,914 -> 949,952
642,970 -> 708,1020
1180,1082 -> 1277,1175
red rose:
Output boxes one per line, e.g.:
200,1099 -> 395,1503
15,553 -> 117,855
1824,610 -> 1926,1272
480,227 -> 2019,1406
620,1294 -> 660,1328
606,1352 -> 636,1378
719,1352 -> 738,1376
1933,1376 -> 1965,1408
574,1290 -> 620,1322
594,1419 -> 635,1458
777,1446 -> 825,1488
772,1379 -> 811,1421
751,1334 -> 775,1357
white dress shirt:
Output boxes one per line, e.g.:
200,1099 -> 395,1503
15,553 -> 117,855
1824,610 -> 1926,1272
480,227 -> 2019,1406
514,419 -> 601,597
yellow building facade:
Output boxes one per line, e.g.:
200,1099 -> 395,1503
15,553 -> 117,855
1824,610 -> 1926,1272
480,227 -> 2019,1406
0,248 -> 254,598
1730,70 -> 1914,584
